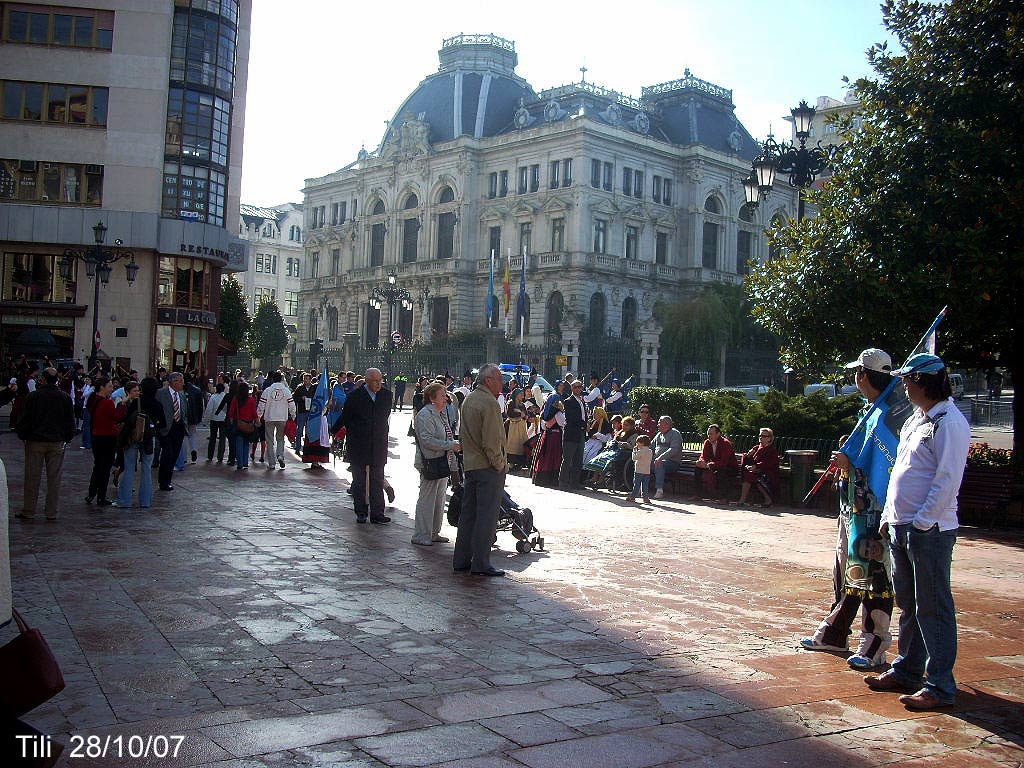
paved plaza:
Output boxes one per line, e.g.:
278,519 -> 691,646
2,414 -> 1023,767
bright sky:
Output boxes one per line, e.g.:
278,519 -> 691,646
240,0 -> 898,206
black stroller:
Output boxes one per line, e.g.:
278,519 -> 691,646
446,456 -> 545,554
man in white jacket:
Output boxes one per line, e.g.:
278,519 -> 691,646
257,371 -> 296,469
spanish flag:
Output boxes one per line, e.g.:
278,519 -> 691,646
503,252 -> 512,314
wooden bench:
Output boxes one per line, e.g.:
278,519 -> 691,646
958,468 -> 1015,528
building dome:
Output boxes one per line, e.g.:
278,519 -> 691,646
379,34 -> 536,149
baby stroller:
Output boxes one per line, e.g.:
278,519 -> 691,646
446,457 -> 545,554
583,440 -> 631,491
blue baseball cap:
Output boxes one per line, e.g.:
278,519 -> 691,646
892,353 -> 946,376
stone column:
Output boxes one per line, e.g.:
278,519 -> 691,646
561,321 -> 581,377
484,327 -> 505,365
639,318 -> 662,386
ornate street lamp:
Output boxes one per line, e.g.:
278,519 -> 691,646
60,221 -> 138,370
745,100 -> 834,222
369,269 -> 412,382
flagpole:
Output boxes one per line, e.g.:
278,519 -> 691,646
504,247 -> 510,335
488,248 -> 495,327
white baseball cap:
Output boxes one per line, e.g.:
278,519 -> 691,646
844,348 -> 892,373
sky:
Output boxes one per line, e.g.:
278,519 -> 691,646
240,0 -> 899,206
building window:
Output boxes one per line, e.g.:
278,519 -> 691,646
529,164 -> 540,192
588,292 -> 606,336
702,222 -> 718,269
307,309 -> 318,341
331,248 -> 340,274
285,291 -> 298,316
402,217 -> 419,263
655,231 -> 668,265
621,296 -> 638,338
737,230 -> 752,276
519,221 -> 532,257
0,159 -> 103,206
162,161 -> 226,225
499,170 -> 508,197
704,195 -> 721,215
2,6 -> 114,49
338,201 -> 346,224
562,158 -> 573,187
310,251 -> 319,278
602,161 -> 613,191
488,226 -> 501,258
1,80 -> 108,126
550,218 -> 564,252
625,225 -> 639,260
372,199 -> 385,215
154,325 -> 207,373
331,202 -> 339,225
622,167 -> 632,196
364,303 -> 379,347
326,306 -> 339,341
169,3 -> 238,97
1,252 -> 77,303
518,166 -> 528,194
431,296 -> 450,337
593,218 -> 607,254
286,257 -> 301,277
488,172 -> 497,199
254,253 -> 265,273
663,178 -> 672,205
633,169 -> 643,199
549,160 -> 559,189
370,222 -> 385,266
157,257 -> 213,309
437,212 -> 455,259
546,291 -> 564,337
590,159 -> 600,188
253,287 -> 275,313
653,175 -> 662,203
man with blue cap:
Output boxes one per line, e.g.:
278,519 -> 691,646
863,353 -> 970,710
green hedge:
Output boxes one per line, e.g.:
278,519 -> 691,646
627,386 -> 862,439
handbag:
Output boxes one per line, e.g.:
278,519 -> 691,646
0,608 -> 66,718
235,418 -> 255,435
414,412 -> 451,481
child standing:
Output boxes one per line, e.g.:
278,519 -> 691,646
628,434 -> 653,503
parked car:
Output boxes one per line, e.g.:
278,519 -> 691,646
724,384 -> 769,401
948,373 -> 965,400
498,364 -> 555,396
804,383 -> 837,398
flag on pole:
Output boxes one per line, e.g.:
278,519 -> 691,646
517,248 -> 527,320
503,252 -> 512,315
487,250 -> 496,325
302,363 -> 331,464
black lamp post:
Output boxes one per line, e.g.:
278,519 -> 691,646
60,221 -> 139,371
745,100 -> 834,222
368,269 -> 412,382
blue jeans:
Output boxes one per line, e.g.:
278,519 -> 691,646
117,444 -> 154,507
234,435 -> 251,468
632,472 -> 651,498
888,523 -> 958,702
294,413 -> 308,454
82,408 -> 92,449
654,459 -> 680,491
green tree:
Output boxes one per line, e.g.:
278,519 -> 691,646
218,274 -> 250,349
745,0 -> 1023,461
249,299 -> 289,362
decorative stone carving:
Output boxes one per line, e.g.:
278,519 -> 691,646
543,100 -> 566,122
686,158 -> 705,184
727,129 -> 743,152
632,112 -> 650,135
599,102 -> 622,125
513,99 -> 535,129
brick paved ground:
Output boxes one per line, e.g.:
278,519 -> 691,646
2,414 -> 1022,767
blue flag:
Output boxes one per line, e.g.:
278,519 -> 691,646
840,382 -> 912,505
302,363 -> 331,463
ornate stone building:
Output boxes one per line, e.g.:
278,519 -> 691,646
299,34 -> 796,380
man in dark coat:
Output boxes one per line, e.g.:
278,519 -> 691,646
16,368 -> 75,520
340,367 -> 393,524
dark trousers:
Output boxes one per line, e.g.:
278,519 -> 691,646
158,422 -> 186,488
558,439 -> 584,490
454,467 -> 505,571
208,421 -> 227,461
350,462 -> 386,521
88,435 -> 116,501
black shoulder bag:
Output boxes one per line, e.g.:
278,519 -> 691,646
414,410 -> 452,480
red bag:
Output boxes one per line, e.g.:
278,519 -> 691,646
284,418 -> 297,442
0,608 -> 66,718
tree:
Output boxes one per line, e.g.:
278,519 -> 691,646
218,274 -> 250,350
745,0 -> 1023,462
249,299 -> 289,362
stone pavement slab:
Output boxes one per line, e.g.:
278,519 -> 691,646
1,416 -> 1023,767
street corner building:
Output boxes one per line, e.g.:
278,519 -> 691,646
0,0 -> 252,374
298,33 -> 800,381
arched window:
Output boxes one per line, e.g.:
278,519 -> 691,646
546,291 -> 564,338
738,203 -> 756,222
436,211 -> 455,259
370,222 -> 385,266
438,186 -> 455,204
621,296 -> 638,339
588,292 -> 606,336
307,309 -> 318,342
372,199 -> 385,215
402,216 -> 419,263
402,193 -> 419,210
326,306 -> 339,341
704,196 -> 721,214
702,221 -> 718,269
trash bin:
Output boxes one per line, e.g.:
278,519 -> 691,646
787,450 -> 819,502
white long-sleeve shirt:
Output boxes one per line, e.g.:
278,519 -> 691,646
202,391 -> 227,423
882,398 -> 970,532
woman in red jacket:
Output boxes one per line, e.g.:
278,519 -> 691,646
228,382 -> 258,471
86,376 -> 126,505
734,427 -> 780,507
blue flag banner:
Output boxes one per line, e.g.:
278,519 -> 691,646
302,363 -> 331,464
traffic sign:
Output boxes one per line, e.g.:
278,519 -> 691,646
390,330 -> 403,345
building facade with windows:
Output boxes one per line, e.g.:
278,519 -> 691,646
0,0 -> 251,374
300,34 -> 797,362
238,201 -> 303,360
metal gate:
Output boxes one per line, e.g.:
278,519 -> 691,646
578,332 -> 641,381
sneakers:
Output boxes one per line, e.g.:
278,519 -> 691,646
799,636 -> 849,652
847,652 -> 886,670
278,458 -> 285,469
654,489 -> 664,499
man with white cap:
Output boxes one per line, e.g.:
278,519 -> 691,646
801,348 -> 897,667
863,352 -> 970,710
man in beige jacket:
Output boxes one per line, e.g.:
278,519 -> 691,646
453,363 -> 509,577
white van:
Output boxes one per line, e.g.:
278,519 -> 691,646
804,383 -> 837,398
948,373 -> 964,400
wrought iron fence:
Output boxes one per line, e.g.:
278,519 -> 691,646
578,332 -> 640,381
